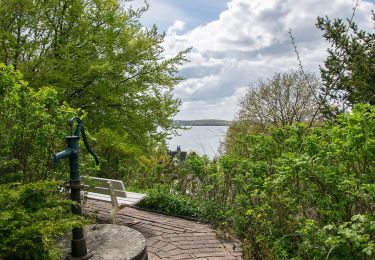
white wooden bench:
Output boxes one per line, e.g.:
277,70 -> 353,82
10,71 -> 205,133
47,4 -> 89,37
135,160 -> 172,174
82,176 -> 147,224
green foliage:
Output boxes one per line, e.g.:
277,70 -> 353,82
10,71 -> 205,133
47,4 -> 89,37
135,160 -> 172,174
224,120 -> 255,154
298,215 -> 375,259
0,64 -> 79,183
0,0 -> 190,175
0,181 -> 87,259
139,185 -> 230,226
224,105 -> 375,259
88,127 -> 139,179
139,186 -> 204,219
317,14 -> 375,109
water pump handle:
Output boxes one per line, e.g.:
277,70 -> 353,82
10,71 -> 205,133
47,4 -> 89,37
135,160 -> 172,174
68,117 -> 100,165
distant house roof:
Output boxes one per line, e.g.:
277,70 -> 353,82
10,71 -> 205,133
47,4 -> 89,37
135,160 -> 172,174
168,146 -> 187,162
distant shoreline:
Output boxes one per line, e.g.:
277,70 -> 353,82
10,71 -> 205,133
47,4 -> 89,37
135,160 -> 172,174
174,119 -> 231,126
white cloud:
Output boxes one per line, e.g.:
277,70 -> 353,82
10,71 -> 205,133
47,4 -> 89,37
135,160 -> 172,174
162,0 -> 375,120
167,20 -> 186,34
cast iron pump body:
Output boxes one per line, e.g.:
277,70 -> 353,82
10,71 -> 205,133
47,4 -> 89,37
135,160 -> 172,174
53,117 -> 99,259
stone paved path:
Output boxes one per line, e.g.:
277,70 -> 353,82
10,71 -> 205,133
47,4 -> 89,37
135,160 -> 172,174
84,200 -> 242,259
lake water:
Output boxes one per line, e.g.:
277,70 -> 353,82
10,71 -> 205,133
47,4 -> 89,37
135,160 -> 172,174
167,126 -> 228,159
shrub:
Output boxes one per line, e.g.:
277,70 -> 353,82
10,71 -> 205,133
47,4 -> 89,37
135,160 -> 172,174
227,105 -> 375,259
139,186 -> 203,218
0,181 -> 87,259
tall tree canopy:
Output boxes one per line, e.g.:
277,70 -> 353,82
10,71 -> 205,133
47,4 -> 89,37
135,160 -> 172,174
238,70 -> 321,131
0,0 -> 189,176
224,70 -> 322,154
317,13 -> 375,108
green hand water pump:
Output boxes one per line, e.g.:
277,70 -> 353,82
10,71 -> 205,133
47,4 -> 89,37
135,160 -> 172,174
53,117 -> 99,259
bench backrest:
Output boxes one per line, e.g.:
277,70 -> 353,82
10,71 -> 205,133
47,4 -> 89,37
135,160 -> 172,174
82,176 -> 127,198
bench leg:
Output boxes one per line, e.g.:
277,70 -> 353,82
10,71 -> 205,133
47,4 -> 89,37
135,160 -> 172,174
111,207 -> 118,224
107,181 -> 140,225
108,181 -> 120,224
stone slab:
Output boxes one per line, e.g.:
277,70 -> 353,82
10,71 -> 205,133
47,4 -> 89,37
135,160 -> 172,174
58,224 -> 147,260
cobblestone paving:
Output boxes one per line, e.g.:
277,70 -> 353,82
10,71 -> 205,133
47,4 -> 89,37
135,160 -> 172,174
85,200 -> 243,259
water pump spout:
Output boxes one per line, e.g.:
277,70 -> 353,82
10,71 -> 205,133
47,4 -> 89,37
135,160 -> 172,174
53,148 -> 74,165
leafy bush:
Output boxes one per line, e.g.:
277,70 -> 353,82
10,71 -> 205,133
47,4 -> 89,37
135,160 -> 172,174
297,215 -> 375,259
139,186 -> 231,227
139,186 -> 203,218
0,181 -> 88,259
221,105 -> 374,259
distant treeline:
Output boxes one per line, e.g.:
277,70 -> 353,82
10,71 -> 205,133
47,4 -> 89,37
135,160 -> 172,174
174,119 -> 231,126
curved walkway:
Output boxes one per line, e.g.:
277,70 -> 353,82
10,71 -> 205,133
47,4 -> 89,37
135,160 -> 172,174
85,200 -> 242,259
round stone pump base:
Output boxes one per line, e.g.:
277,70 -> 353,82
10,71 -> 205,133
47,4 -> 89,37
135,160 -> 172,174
58,224 -> 148,260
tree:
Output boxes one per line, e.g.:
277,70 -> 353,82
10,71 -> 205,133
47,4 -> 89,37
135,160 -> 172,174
0,0 -> 190,177
317,13 -> 375,108
238,70 -> 322,132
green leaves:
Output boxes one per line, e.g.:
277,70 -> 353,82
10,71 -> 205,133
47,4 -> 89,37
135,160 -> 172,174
228,105 -> 375,258
317,14 -> 375,110
299,214 -> 375,259
0,181 -> 88,259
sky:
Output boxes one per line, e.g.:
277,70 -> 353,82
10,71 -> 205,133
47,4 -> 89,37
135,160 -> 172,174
133,0 -> 375,120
